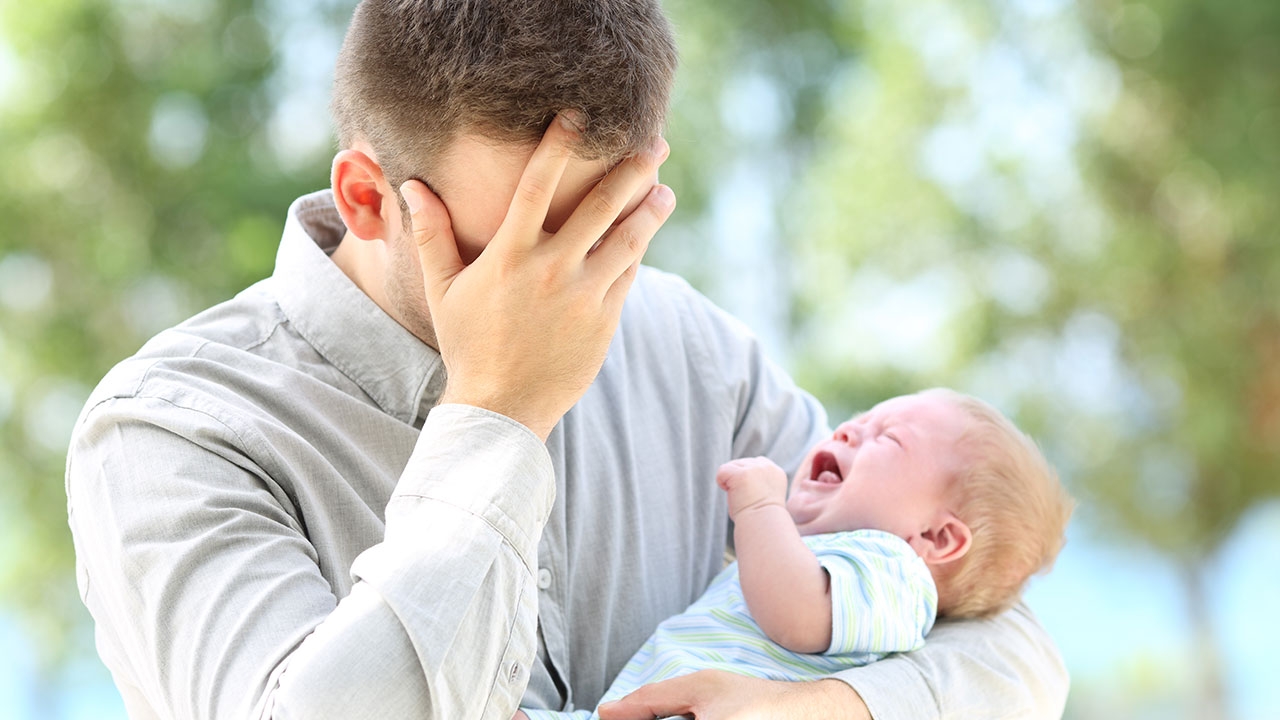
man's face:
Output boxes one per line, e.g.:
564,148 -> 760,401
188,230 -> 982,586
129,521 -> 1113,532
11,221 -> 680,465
381,133 -> 660,342
786,393 -> 970,538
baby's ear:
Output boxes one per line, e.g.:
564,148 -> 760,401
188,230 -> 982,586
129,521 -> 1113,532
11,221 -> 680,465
913,513 -> 972,565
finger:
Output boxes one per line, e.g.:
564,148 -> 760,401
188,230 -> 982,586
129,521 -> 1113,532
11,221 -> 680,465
716,459 -> 743,479
601,255 -> 643,328
401,179 -> 463,309
500,111 -> 582,249
557,136 -> 670,257
593,183 -> 674,293
597,676 -> 701,720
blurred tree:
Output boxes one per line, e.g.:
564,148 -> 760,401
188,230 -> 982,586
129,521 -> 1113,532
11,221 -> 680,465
1,1 -> 1276,719
0,0 -> 332,674
750,0 -> 1279,717
1070,1 -> 1280,716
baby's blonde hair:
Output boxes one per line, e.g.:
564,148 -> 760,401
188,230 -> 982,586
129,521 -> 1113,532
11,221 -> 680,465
922,389 -> 1074,619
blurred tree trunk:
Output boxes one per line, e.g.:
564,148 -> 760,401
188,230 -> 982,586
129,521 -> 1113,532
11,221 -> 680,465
1182,559 -> 1227,720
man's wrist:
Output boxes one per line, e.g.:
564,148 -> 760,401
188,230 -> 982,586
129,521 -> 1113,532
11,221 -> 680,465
438,389 -> 556,441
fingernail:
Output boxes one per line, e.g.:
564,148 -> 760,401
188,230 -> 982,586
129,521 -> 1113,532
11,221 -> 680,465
651,184 -> 675,210
400,182 -> 421,213
559,109 -> 585,133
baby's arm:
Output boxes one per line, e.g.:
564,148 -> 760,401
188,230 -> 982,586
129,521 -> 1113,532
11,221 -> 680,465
717,458 -> 832,653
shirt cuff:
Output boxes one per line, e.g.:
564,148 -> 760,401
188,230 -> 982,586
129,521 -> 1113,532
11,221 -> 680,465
389,403 -> 556,569
829,658 -> 939,720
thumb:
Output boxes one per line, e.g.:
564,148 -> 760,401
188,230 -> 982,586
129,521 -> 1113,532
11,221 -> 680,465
400,179 -> 463,308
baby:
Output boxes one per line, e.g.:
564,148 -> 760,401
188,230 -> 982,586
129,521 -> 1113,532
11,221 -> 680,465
520,388 -> 1074,719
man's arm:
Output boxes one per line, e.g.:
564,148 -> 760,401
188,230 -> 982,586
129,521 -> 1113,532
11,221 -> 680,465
832,602 -> 1069,720
597,674 -> 870,720
68,117 -> 675,720
594,586 -> 1066,720
274,405 -> 557,717
68,397 -> 554,719
299,114 -> 673,716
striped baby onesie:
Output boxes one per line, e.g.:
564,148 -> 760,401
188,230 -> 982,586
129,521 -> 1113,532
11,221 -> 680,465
523,529 -> 938,719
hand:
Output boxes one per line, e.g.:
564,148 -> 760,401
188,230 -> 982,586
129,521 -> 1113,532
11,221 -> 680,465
716,457 -> 789,520
596,672 -> 871,720
400,112 -> 674,440
512,712 -> 530,720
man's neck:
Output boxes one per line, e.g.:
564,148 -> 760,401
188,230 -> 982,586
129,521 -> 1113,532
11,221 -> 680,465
329,231 -> 441,351
330,231 -> 388,309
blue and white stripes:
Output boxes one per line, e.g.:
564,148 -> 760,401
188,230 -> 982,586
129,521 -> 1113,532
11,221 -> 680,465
524,529 -> 937,719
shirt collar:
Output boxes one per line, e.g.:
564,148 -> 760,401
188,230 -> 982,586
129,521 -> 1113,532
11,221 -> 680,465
271,190 -> 446,425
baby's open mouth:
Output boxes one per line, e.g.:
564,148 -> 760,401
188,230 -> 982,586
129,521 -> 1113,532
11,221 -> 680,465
810,450 -> 843,484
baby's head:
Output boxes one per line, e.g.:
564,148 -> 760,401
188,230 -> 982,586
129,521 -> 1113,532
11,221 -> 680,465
786,388 -> 1073,619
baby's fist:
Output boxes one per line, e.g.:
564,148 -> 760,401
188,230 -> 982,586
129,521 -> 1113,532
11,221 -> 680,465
716,457 -> 789,519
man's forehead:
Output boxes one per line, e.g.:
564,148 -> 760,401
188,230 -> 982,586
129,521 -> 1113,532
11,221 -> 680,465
435,132 -> 612,194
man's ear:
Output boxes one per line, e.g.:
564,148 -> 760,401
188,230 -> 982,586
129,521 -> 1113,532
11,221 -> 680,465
332,149 -> 393,242
912,513 -> 972,565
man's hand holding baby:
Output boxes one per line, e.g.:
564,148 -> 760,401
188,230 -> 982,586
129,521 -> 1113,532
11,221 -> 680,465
716,457 -> 790,520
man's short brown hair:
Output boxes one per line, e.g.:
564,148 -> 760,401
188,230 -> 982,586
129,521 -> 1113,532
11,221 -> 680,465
332,0 -> 679,188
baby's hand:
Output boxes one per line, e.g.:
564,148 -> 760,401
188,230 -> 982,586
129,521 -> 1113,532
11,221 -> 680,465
512,711 -> 530,720
716,457 -> 789,520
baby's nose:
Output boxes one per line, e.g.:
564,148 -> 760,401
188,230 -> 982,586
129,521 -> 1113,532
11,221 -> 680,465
834,422 -> 862,445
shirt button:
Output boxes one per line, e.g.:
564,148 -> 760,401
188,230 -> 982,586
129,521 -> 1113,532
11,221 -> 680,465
537,568 -> 553,590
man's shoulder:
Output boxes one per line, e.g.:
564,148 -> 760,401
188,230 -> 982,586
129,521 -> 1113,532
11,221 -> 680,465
630,264 -> 698,306
627,265 -> 748,334
623,265 -> 761,355
81,279 -> 294,418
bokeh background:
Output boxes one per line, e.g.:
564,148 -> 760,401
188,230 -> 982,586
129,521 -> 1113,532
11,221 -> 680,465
1,0 -> 1278,717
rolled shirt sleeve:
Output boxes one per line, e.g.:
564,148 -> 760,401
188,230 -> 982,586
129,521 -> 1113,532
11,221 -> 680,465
279,404 -> 555,718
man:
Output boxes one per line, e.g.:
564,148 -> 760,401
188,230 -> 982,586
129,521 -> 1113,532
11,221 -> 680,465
66,1 -> 1068,718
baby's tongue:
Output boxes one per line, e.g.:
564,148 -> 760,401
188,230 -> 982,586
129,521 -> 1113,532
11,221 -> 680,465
815,470 -> 841,484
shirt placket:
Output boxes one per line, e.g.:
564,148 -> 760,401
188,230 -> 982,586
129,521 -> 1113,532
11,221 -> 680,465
537,423 -> 575,711
535,539 -> 574,709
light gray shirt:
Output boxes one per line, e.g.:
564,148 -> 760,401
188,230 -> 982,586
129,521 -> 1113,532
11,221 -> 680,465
66,190 -> 1068,720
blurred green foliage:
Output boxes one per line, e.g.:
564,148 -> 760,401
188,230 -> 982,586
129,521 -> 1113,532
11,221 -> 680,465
0,0 -> 332,667
0,0 -> 1276,716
